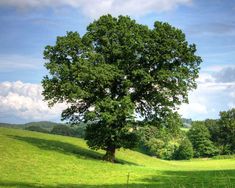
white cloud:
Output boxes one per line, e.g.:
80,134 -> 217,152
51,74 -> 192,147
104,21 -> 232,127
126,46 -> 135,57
0,81 -> 66,123
179,102 -> 208,117
196,72 -> 215,83
0,0 -> 192,18
179,66 -> 235,120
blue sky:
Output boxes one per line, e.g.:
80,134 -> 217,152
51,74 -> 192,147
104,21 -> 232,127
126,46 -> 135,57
0,0 -> 234,123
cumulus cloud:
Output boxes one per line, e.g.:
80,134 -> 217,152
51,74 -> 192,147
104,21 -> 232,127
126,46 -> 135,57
0,81 -> 66,123
179,65 -> 235,120
179,102 -> 208,118
0,0 -> 192,18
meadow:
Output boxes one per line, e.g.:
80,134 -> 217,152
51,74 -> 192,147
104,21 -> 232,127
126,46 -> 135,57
0,127 -> 234,188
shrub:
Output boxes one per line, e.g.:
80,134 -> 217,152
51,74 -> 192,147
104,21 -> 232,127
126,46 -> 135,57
174,138 -> 193,160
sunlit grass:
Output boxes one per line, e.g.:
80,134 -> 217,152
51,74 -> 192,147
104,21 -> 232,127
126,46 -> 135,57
0,127 -> 234,188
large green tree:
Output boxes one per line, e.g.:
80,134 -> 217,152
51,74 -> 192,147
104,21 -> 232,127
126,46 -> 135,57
42,15 -> 201,162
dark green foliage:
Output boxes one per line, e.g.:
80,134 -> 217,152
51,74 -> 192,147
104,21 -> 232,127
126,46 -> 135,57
217,108 -> 235,154
189,109 -> 235,156
42,15 -> 201,162
174,138 -> 193,160
204,119 -> 220,143
25,125 -> 49,133
188,122 -> 218,157
200,109 -> 235,155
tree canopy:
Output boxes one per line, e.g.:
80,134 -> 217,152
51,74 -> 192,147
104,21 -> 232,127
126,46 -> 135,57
42,15 -> 201,162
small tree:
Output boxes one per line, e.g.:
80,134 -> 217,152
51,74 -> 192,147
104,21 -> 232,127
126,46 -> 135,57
174,138 -> 193,160
188,122 -> 218,157
42,15 -> 201,162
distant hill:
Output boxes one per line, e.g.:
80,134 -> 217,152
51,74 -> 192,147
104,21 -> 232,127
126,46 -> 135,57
0,122 -> 26,129
24,121 -> 63,131
0,121 -> 63,131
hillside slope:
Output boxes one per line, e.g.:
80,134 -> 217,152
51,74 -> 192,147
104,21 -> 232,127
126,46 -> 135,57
0,127 -> 234,188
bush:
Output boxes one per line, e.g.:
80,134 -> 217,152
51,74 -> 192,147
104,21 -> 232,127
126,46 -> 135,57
174,138 -> 193,160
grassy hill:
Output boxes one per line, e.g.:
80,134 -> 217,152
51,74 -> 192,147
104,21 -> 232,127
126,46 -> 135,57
0,127 -> 234,188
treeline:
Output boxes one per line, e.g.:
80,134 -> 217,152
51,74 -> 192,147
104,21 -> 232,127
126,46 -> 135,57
189,108 -> 235,156
138,108 -> 235,160
0,121 -> 86,138
2,108 -> 234,160
20,108 -> 235,160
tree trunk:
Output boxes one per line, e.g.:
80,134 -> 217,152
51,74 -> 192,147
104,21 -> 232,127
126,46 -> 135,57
103,146 -> 116,163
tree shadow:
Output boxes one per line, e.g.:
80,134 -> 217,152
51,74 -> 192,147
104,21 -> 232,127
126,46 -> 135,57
8,135 -> 137,165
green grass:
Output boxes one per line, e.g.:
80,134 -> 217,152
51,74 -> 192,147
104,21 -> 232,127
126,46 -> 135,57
0,127 -> 234,188
180,127 -> 190,132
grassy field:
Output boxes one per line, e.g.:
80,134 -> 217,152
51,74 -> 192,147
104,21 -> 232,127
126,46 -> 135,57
0,127 -> 234,188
